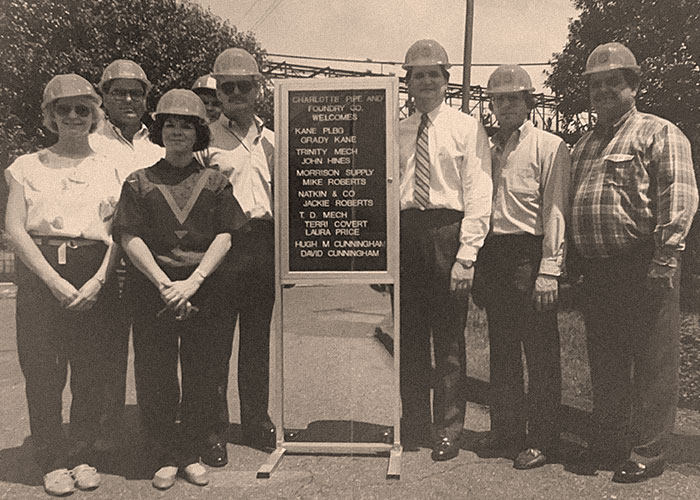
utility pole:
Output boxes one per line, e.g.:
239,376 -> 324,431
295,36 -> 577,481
461,0 -> 475,113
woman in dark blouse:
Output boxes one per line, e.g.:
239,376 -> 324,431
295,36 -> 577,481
112,89 -> 246,489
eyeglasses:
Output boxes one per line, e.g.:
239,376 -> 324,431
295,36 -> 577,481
54,104 -> 92,118
220,80 -> 255,95
107,89 -> 146,100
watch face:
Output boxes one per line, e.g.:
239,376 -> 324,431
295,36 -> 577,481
463,260 -> 474,268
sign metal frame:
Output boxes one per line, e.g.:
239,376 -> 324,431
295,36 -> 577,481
258,77 -> 401,479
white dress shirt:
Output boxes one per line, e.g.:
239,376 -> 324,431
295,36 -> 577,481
89,119 -> 164,183
399,102 -> 492,262
490,120 -> 571,276
200,115 -> 274,221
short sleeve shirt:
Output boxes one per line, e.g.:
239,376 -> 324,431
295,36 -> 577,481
112,159 -> 246,269
4,149 -> 122,244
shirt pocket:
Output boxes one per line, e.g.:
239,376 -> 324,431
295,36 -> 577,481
503,164 -> 539,196
602,153 -> 635,188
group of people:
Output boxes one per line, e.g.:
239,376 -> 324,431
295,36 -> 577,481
5,48 -> 276,495
3,37 -> 697,496
398,38 -> 697,487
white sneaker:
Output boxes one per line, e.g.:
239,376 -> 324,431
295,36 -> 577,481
152,466 -> 178,490
43,468 -> 75,496
70,464 -> 100,490
182,463 -> 209,486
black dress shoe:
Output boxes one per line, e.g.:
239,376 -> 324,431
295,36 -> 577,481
242,421 -> 276,450
612,459 -> 665,483
201,441 -> 228,467
431,437 -> 460,461
514,448 -> 547,470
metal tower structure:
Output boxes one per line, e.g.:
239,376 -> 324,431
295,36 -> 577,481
264,59 -> 588,142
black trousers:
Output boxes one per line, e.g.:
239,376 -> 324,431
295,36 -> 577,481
129,269 -> 223,467
213,219 -> 274,436
97,255 -> 130,435
15,242 -> 120,474
473,234 -> 561,450
400,209 -> 468,440
580,243 -> 680,466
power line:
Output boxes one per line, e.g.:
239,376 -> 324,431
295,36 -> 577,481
240,0 -> 262,23
267,52 -> 551,67
251,0 -> 285,30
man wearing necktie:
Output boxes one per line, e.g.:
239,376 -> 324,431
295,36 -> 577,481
398,39 -> 492,461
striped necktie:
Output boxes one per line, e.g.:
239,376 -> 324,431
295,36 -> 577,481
414,113 -> 431,208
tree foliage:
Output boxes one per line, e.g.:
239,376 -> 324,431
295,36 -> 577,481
548,0 -> 700,309
547,0 -> 700,139
0,0 -> 272,168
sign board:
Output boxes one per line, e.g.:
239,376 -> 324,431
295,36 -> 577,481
262,77 -> 402,480
275,77 -> 399,283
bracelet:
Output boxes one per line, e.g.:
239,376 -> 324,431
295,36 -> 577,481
93,275 -> 105,286
193,268 -> 207,281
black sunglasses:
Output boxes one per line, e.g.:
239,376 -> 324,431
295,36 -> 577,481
220,80 -> 255,95
55,103 -> 92,118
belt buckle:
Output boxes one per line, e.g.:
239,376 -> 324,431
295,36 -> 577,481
67,240 -> 79,249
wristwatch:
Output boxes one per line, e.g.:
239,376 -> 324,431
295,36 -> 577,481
459,259 -> 474,269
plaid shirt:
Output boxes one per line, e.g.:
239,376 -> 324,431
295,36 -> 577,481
571,107 -> 698,259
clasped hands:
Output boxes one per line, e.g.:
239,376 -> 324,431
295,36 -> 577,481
158,274 -> 203,321
51,275 -> 103,311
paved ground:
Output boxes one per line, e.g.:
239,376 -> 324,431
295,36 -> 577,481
1,283 -> 700,499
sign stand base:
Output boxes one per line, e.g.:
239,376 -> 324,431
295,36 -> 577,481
256,447 -> 286,479
257,443 -> 402,479
257,280 -> 402,480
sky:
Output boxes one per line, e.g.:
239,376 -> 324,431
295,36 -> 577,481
194,0 -> 579,94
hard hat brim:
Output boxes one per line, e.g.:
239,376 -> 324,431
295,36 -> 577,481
402,62 -> 452,70
582,65 -> 641,76
485,87 -> 535,95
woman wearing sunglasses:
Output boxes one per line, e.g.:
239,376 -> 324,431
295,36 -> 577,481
112,89 -> 246,490
4,74 -> 122,496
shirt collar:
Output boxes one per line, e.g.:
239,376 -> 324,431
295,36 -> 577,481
223,114 -> 263,135
594,106 -> 637,135
102,119 -> 149,144
422,101 -> 445,124
492,120 -> 532,150
154,157 -> 201,178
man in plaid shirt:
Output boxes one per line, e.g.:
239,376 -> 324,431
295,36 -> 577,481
570,42 -> 698,483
